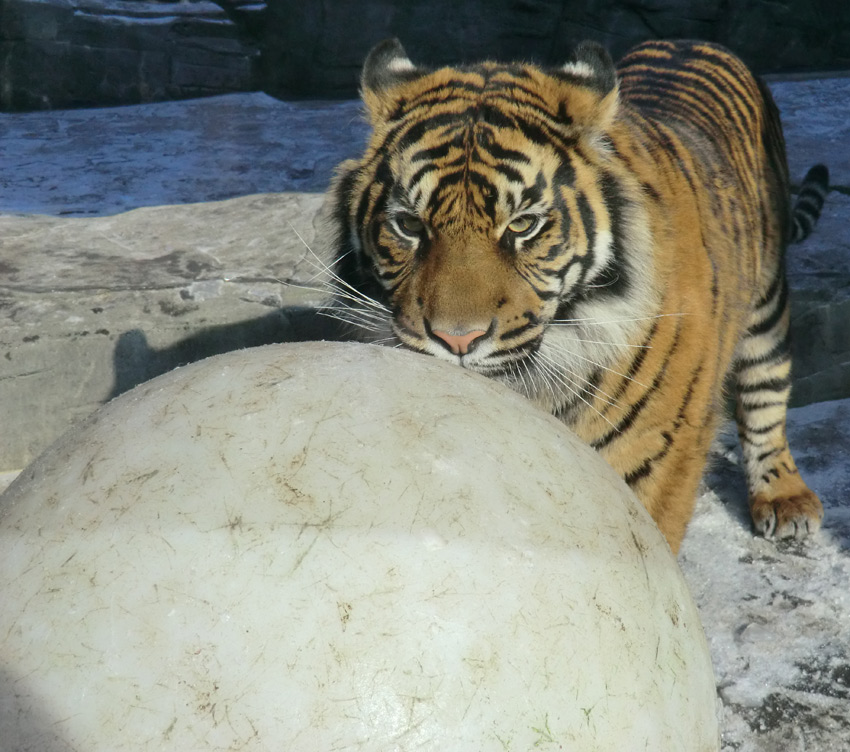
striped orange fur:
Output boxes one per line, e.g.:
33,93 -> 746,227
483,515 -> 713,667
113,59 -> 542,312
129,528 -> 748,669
324,38 -> 827,553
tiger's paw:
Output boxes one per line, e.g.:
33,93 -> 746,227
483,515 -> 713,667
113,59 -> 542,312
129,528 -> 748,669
750,489 -> 823,540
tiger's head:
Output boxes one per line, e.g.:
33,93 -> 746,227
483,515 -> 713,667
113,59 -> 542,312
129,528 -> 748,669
325,39 -> 656,414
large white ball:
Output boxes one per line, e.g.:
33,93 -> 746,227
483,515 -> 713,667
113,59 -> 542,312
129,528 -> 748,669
0,342 -> 719,751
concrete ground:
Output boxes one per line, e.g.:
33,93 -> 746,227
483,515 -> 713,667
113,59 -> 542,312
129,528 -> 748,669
1,77 -> 849,750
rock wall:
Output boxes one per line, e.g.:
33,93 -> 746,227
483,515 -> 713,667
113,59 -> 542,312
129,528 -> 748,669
2,0 -> 848,110
263,0 -> 850,98
0,0 -> 259,110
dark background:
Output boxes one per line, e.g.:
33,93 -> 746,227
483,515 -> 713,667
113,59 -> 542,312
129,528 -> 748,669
1,0 -> 848,111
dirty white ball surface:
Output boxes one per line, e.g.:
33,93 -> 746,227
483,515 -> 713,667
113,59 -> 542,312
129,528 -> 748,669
0,342 -> 718,751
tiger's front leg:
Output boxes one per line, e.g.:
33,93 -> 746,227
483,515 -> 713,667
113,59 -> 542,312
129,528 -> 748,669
734,279 -> 823,539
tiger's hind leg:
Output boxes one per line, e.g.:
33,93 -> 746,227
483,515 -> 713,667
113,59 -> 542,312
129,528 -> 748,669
734,274 -> 823,540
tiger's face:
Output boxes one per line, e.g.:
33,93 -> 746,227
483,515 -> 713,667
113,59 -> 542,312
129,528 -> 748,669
369,122 -> 570,370
329,40 -> 655,413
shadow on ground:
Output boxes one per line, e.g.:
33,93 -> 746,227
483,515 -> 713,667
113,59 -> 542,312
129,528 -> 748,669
0,667 -> 75,752
109,306 -> 343,400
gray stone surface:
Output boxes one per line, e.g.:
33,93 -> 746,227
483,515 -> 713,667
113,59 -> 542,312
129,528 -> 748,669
0,193 -> 333,470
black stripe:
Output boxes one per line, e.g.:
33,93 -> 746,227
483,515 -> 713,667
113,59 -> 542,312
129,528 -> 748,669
684,55 -> 756,128
617,357 -> 702,485
553,154 -> 576,189
744,420 -> 784,437
551,256 -> 588,292
738,376 -> 791,394
591,173 -> 630,299
479,133 -> 532,164
333,166 -> 380,303
494,163 -> 524,184
738,399 -> 785,411
534,221 -> 563,262
575,190 -> 596,256
477,102 -> 518,131
690,45 -> 758,118
676,364 -> 702,424
411,141 -> 455,162
400,80 -> 485,112
756,448 -> 780,463
631,111 -> 699,197
624,78 -> 739,158
487,80 -> 551,109
371,238 -> 396,263
395,112 -> 469,153
468,170 -> 498,221
627,82 -> 745,171
500,321 -> 538,340
394,72 -> 554,122
356,158 -> 393,233
754,269 -> 782,308
502,108 -> 578,153
491,337 -> 542,359
592,318 -> 683,450
747,279 -> 788,337
624,431 -> 673,486
519,172 -> 547,207
555,367 -> 604,420
736,339 -> 789,369
601,320 -> 659,413
409,162 -> 439,188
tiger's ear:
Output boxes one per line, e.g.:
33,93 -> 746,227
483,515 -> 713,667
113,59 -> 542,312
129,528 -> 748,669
554,41 -> 619,132
361,38 -> 424,122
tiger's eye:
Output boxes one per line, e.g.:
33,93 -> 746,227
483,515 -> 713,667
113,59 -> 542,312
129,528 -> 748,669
506,215 -> 537,235
396,214 -> 425,237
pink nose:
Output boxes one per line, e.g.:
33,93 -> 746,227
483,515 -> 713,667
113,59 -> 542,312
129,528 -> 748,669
431,328 -> 488,355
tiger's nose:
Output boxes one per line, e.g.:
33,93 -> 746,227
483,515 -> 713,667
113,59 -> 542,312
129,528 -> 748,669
430,328 -> 489,355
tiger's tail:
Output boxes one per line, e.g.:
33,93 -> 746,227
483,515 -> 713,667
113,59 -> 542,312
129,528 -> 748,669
790,164 -> 829,243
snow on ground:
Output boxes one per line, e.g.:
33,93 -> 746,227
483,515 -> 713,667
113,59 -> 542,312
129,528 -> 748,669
680,398 -> 850,751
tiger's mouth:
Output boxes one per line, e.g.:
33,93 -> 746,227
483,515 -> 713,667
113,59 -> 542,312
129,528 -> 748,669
393,313 -> 545,375
422,318 -> 496,357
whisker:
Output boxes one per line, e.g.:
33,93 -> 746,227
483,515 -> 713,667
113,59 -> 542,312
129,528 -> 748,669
315,296 -> 387,326
585,276 -> 620,290
512,359 -> 533,397
537,350 -> 617,408
529,355 -> 561,407
287,221 -> 390,315
317,312 -> 382,334
317,296 -> 388,322
537,351 -> 623,413
534,353 -> 618,431
543,339 -> 650,390
284,279 -> 336,298
318,304 -> 387,330
567,337 -> 650,349
368,335 -> 401,346
309,263 -> 390,314
549,312 -> 686,327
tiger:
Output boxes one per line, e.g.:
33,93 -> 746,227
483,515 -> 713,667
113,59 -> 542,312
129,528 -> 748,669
321,37 -> 828,554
